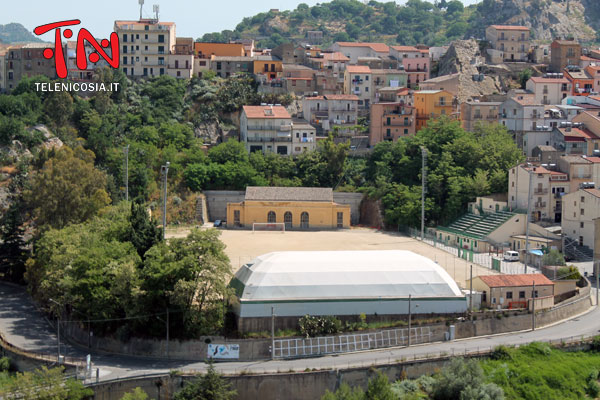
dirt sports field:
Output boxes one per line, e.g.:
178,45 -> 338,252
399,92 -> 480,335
166,226 -> 497,288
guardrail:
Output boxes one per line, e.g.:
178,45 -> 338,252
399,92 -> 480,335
0,330 -> 85,368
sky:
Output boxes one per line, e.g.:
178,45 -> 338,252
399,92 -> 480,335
2,0 -> 482,42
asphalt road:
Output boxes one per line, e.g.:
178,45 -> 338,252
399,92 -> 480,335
0,282 -> 599,383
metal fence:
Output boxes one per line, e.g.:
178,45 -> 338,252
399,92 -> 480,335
273,327 -> 432,359
407,227 -> 536,275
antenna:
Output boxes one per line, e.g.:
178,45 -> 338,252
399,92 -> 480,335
138,0 -> 144,21
153,4 -> 160,21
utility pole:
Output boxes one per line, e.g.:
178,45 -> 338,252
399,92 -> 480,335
166,308 -> 169,360
123,145 -> 129,202
161,162 -> 170,240
532,280 -> 536,331
524,165 -> 533,274
596,261 -> 599,307
49,298 -> 61,363
407,294 -> 412,347
271,307 -> 275,360
420,146 -> 427,241
469,264 -> 473,319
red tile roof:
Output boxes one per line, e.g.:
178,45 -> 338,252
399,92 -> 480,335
323,52 -> 349,61
336,42 -> 390,53
477,274 -> 553,288
242,105 -> 290,119
584,188 -> 600,198
490,25 -> 529,31
324,94 -> 359,100
529,76 -> 569,84
346,65 -> 371,73
581,55 -> 596,61
511,94 -> 541,106
585,156 -> 600,163
391,45 -> 419,52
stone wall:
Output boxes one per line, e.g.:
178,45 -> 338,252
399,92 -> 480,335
332,192 -> 364,225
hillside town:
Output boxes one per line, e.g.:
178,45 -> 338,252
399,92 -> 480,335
1,1 -> 600,399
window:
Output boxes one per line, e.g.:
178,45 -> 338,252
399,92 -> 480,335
533,290 -> 538,298
158,34 -> 164,43
122,45 -> 127,54
234,210 -> 240,226
337,212 -> 344,228
506,291 -> 513,299
519,291 -> 525,298
581,196 -> 585,203
581,208 -> 585,215
122,34 -> 127,42
580,222 -> 584,228
404,129 -> 408,135
267,211 -> 276,223
136,34 -> 139,39
301,212 -> 309,229
284,212 -> 292,228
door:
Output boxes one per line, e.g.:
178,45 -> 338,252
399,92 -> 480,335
284,212 -> 292,229
337,212 -> 344,228
300,212 -> 309,229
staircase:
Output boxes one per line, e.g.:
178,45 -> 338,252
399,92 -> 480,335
440,211 -> 515,240
195,194 -> 208,225
563,236 -> 594,262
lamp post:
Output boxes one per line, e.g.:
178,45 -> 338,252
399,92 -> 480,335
48,298 -> 62,363
161,162 -> 170,240
524,163 -> 533,274
156,308 -> 169,359
420,146 -> 427,241
123,145 -> 129,202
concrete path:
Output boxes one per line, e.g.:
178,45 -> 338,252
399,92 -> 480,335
0,282 -> 598,383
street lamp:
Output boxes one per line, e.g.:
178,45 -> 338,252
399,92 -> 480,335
161,162 -> 170,241
48,298 -> 62,364
420,146 -> 427,241
524,163 -> 533,274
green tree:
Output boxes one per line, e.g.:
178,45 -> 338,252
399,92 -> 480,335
321,383 -> 364,400
127,200 -> 162,258
174,362 -> 236,400
43,90 -> 74,127
121,387 -> 149,400
519,68 -> 533,89
0,199 -> 28,283
432,358 -> 504,400
541,248 -> 566,267
25,146 -> 111,230
0,366 -> 93,400
365,371 -> 396,400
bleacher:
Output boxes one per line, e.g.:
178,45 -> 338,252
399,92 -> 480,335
438,211 -> 515,240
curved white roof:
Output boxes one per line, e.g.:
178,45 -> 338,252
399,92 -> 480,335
232,250 -> 463,302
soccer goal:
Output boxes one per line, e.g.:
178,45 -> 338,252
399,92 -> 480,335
252,222 -> 285,233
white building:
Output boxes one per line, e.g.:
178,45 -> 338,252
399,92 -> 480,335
344,65 -> 372,108
240,105 -> 293,155
114,19 -> 176,78
302,94 -> 359,136
330,42 -> 390,64
500,94 -> 545,150
232,250 -> 466,332
526,76 -> 571,105
291,120 -> 317,154
562,188 -> 600,249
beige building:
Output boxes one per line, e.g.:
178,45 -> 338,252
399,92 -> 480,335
469,274 -> 554,309
115,19 -> 176,78
344,65 -> 372,109
226,187 -> 350,229
419,73 -> 460,97
526,76 -> 571,105
550,39 -> 581,72
485,25 -> 530,62
291,120 -> 317,154
562,188 -> 600,249
461,101 -> 501,132
302,94 -> 359,136
240,105 -> 293,155
369,102 -> 415,146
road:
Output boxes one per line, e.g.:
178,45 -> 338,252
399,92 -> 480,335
0,283 -> 599,383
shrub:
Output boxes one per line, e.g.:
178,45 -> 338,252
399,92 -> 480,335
0,357 -> 11,372
586,381 -> 600,398
592,336 -> 600,352
298,315 -> 342,338
490,345 -> 512,361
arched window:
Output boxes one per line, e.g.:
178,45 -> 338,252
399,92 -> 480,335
300,212 -> 309,229
284,211 -> 292,229
267,211 -> 276,223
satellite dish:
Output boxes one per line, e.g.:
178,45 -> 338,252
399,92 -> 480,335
138,0 -> 144,4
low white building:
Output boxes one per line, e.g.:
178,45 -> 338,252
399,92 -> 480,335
240,105 -> 293,155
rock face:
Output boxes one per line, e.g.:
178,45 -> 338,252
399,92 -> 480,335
194,122 -> 221,146
437,39 -> 504,103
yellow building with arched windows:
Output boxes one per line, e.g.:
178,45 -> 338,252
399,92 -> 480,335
226,187 -> 350,230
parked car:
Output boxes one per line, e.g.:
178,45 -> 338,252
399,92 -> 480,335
213,220 -> 222,227
503,250 -> 519,262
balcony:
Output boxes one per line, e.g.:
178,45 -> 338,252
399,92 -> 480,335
534,202 -> 547,209
534,188 -> 548,195
247,136 -> 292,143
383,109 -> 412,116
331,107 -> 357,112
473,114 -> 483,119
247,125 -> 293,131
435,102 -> 448,107
486,114 -> 498,120
351,79 -> 363,84
405,66 -> 428,73
553,205 -> 562,212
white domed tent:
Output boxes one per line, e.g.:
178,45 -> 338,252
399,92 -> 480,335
231,250 -> 466,332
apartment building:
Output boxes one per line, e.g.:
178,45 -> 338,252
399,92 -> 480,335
526,76 -> 571,105
166,37 -> 193,79
550,125 -> 600,156
330,42 -> 390,63
307,51 -> 349,75
253,55 -> 283,81
550,39 -> 581,72
508,164 -> 569,223
240,105 -> 293,155
371,69 -> 407,102
114,19 -> 176,78
563,66 -> 594,96
344,65 -> 372,108
194,42 -> 245,58
587,66 -> 600,94
485,25 -> 530,62
389,46 -> 430,88
563,188 -> 600,249
4,43 -> 57,90
291,120 -> 317,154
419,73 -> 460,97
302,94 -> 359,136
369,102 -> 416,146
0,49 -> 5,92
413,90 -> 455,131
210,56 -> 253,77
461,101 -> 501,132
376,87 -> 412,104
500,94 -> 545,149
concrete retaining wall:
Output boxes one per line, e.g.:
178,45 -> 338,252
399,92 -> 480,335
332,193 -> 364,225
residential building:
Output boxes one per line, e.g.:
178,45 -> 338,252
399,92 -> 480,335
357,56 -> 398,70
65,40 -> 113,82
460,101 -> 501,132
526,76 -> 571,105
306,31 -> 323,45
564,66 -> 594,96
562,188 -> 600,249
376,87 -> 412,104
194,42 -> 245,58
586,66 -> 600,94
370,69 -> 407,103
344,65 -> 372,109
167,37 -> 193,79
508,164 -> 569,223
226,186 -> 350,229
0,49 -> 5,92
330,42 -> 390,63
114,19 -> 176,78
550,39 -> 581,72
389,46 -> 430,88
419,73 -> 460,97
5,43 -> 57,90
573,111 -> 600,152
500,94 -> 545,149
240,105 -> 293,155
531,145 -> 559,164
307,51 -> 349,75
193,57 -> 210,78
550,125 -> 600,156
485,25 -> 530,62
369,102 -> 415,146
532,44 -> 551,64
413,90 -> 456,131
302,94 -> 359,136
253,55 -> 283,81
210,56 -> 253,77
291,120 -> 317,154
469,274 -> 554,310
557,155 -> 594,193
